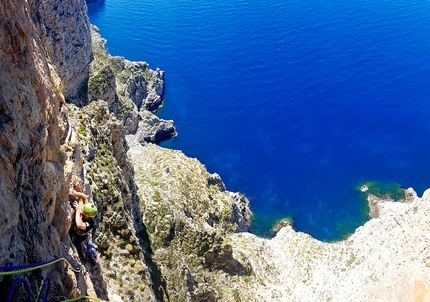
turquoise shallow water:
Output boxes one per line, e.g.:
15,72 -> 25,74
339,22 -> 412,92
87,0 -> 430,241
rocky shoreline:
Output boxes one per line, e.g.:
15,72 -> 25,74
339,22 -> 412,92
226,188 -> 430,301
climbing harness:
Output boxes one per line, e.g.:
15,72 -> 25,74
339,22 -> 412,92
0,258 -> 101,302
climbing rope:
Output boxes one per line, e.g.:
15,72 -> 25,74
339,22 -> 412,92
6,276 -> 51,302
7,278 -> 32,302
0,258 -> 101,301
0,257 -> 81,276
37,277 -> 50,302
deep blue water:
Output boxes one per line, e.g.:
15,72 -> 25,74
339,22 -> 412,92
87,0 -> 430,241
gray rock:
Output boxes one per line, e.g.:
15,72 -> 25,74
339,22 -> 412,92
229,192 -> 252,233
123,109 -> 140,134
135,110 -> 176,144
39,0 -> 93,104
207,173 -> 227,192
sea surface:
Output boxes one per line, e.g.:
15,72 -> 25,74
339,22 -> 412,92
87,0 -> 430,241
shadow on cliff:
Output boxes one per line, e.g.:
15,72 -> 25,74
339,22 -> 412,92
86,0 -> 106,18
203,243 -> 253,277
134,200 -> 170,301
87,262 -> 109,299
125,156 -> 170,301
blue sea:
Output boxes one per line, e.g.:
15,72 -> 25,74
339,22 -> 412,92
87,0 -> 430,241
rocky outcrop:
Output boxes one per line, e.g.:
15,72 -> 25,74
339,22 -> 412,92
63,99 -> 252,301
135,110 -> 176,144
88,26 -> 176,143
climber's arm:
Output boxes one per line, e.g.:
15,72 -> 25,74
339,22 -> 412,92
69,189 -> 89,204
75,208 -> 88,230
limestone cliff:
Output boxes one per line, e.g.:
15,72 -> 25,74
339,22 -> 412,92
37,0 -> 93,104
1,0 -> 430,301
0,0 -> 95,299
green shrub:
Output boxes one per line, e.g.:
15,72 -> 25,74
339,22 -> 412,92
78,126 -> 87,136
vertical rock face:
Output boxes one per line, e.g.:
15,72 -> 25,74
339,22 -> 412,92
0,0 -> 66,256
67,101 -> 159,301
38,0 -> 93,104
0,0 -> 92,299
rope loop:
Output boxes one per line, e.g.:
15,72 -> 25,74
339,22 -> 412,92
7,278 -> 32,302
1,258 -> 100,301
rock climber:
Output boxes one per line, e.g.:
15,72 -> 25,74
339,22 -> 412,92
69,179 -> 99,265
70,189 -> 97,236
